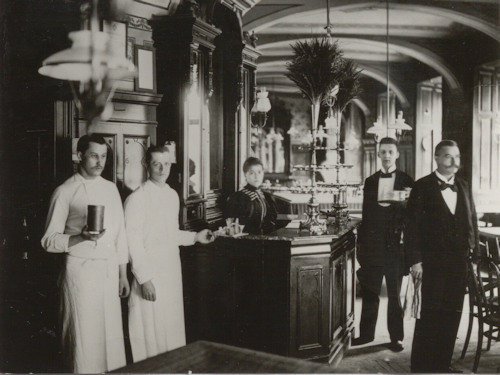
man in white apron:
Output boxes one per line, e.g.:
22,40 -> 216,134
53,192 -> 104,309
41,134 -> 130,373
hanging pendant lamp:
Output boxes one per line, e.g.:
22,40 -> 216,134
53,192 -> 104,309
366,0 -> 412,143
39,0 -> 136,125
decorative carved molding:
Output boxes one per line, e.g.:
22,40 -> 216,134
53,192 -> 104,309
218,0 -> 258,13
126,14 -> 152,31
242,51 -> 258,64
192,20 -> 221,48
242,43 -> 261,69
177,0 -> 202,18
243,31 -> 258,48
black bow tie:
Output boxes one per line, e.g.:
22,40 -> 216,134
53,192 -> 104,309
439,181 -> 457,192
380,171 -> 394,178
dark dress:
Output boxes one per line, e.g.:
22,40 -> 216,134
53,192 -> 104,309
404,173 -> 479,373
225,184 -> 278,235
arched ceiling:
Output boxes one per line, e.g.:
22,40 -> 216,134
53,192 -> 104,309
242,0 -> 500,102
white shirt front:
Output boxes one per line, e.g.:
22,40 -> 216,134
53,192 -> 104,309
41,173 -> 128,263
378,165 -> 396,207
435,170 -> 457,215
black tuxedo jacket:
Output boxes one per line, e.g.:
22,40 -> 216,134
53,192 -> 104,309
404,173 -> 479,269
358,170 -> 414,251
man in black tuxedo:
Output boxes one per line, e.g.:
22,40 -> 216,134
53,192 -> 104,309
405,140 -> 479,373
353,137 -> 414,352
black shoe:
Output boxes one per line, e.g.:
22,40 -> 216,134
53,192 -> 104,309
351,337 -> 374,346
387,340 -> 404,352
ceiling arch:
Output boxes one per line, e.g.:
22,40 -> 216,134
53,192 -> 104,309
243,0 -> 500,42
257,37 -> 460,91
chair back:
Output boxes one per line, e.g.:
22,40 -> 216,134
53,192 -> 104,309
468,257 -> 500,318
493,237 -> 500,262
479,240 -> 490,259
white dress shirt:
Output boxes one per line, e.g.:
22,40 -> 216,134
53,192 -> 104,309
435,170 -> 457,215
378,165 -> 396,207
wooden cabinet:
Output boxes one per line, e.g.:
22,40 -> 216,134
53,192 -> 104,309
151,13 -> 224,230
181,221 -> 358,364
289,253 -> 330,358
329,235 -> 356,366
54,90 -> 162,199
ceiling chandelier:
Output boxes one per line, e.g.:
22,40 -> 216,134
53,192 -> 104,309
39,0 -> 136,126
367,0 -> 412,143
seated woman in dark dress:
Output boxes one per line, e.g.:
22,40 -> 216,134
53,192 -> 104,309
225,157 -> 278,235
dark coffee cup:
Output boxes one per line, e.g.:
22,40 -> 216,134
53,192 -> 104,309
87,205 -> 105,234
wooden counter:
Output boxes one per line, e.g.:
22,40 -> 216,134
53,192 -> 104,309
180,219 -> 359,366
111,340 -> 336,373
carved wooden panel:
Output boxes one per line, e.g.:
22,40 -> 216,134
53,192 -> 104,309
290,255 -> 330,358
330,254 -> 344,339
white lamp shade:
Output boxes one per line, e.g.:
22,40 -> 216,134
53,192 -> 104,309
254,87 -> 272,113
324,115 -> 337,130
39,30 -> 135,81
388,111 -> 412,131
366,117 -> 386,136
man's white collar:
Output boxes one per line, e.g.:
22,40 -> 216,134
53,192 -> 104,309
380,165 -> 396,174
435,170 -> 455,184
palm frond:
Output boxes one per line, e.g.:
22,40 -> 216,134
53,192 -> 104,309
285,37 -> 362,111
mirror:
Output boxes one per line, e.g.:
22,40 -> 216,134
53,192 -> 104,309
250,97 -> 291,177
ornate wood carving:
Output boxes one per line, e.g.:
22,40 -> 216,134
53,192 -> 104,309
126,14 -> 152,31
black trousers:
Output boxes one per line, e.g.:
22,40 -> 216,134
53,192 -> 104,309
410,264 -> 466,373
357,257 -> 404,342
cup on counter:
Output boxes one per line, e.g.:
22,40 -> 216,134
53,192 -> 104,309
87,205 -> 105,234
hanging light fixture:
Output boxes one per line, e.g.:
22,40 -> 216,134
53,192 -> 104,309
39,0 -> 136,126
367,115 -> 386,142
250,87 -> 272,128
366,0 -> 412,143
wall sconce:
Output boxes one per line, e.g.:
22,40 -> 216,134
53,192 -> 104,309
38,0 -> 136,126
251,87 -> 272,128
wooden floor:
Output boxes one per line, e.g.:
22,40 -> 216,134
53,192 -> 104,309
335,277 -> 500,373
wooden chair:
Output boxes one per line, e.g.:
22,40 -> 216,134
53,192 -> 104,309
492,237 -> 500,262
461,257 -> 500,372
461,242 -> 490,360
